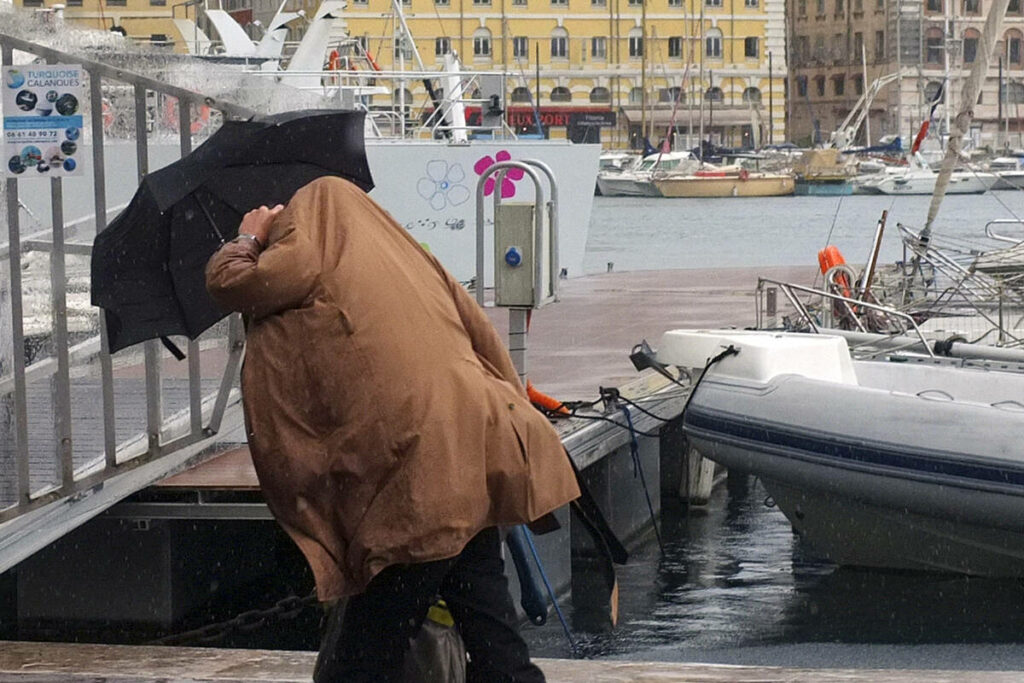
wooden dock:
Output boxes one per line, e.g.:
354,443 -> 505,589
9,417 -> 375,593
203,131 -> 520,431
2,640 -> 1021,682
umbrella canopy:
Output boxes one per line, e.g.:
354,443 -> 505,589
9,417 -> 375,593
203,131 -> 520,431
91,109 -> 373,354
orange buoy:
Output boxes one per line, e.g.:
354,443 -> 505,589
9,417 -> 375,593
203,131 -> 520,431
328,49 -> 341,71
817,245 -> 852,298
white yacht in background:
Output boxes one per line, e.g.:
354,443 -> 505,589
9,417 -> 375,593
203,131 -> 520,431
865,153 -> 996,195
988,156 -> 1024,190
596,151 -> 697,197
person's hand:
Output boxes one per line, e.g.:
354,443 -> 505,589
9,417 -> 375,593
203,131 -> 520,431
238,204 -> 284,248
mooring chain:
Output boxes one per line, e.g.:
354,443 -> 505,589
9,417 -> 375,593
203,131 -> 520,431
148,591 -> 319,646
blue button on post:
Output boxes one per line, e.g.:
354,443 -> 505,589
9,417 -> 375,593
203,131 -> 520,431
504,246 -> 522,267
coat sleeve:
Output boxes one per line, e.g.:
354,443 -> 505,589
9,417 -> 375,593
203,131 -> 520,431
205,224 -> 320,319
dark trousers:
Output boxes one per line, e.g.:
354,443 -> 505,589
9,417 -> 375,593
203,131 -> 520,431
314,527 -> 546,683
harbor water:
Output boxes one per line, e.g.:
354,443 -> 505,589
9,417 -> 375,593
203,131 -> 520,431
583,191 -> 1024,275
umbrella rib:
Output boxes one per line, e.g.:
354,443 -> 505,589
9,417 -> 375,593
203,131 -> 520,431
197,198 -> 227,244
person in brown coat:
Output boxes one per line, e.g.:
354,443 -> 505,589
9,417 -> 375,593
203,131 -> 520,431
205,176 -> 580,682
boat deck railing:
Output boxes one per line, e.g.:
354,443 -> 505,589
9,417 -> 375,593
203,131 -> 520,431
0,32 -> 256,573
755,277 -> 936,357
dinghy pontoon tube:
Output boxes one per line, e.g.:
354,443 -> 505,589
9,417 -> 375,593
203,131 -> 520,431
658,329 -> 1024,576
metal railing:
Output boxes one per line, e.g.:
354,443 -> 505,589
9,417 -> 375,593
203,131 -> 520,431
755,277 -> 937,357
0,33 -> 258,564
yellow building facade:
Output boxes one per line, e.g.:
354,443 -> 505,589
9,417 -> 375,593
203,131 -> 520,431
343,0 -> 788,147
14,0 -> 196,52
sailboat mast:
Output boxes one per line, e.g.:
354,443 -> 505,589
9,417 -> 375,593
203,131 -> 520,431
923,0 -> 1010,238
698,0 -> 705,160
641,0 -> 647,145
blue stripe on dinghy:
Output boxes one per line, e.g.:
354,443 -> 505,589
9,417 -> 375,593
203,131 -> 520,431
684,407 -> 1024,488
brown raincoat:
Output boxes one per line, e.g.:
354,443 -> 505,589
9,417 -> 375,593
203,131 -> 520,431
206,177 -> 580,601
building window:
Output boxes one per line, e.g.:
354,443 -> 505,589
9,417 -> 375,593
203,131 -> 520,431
669,0 -> 683,6
963,31 -> 979,63
659,86 -> 683,102
512,0 -> 527,6
798,0 -> 807,14
816,0 -> 825,13
628,0 -> 642,5
745,0 -> 758,6
924,80 -> 942,103
668,36 -> 683,58
551,29 -> 568,59
552,0 -> 567,5
106,0 -> 127,6
835,0 -> 843,14
1012,0 -> 1023,13
66,0 -> 82,5
150,0 -> 167,6
705,86 -> 724,102
473,30 -> 492,58
962,0 -> 980,13
1008,31 -> 1023,65
815,75 -> 825,96
706,0 -> 723,7
512,36 -> 528,59
797,75 -> 808,97
853,0 -> 862,10
435,0 -> 450,5
551,86 -> 572,102
435,37 -> 451,57
853,75 -> 863,94
744,36 -> 758,58
1005,82 -> 1024,103
875,30 -> 884,61
22,0 -> 43,6
833,75 -> 844,95
473,0 -> 491,6
590,86 -> 611,103
629,86 -> 644,103
591,36 -> 607,59
151,33 -> 169,44
593,0 -> 607,6
742,86 -> 761,103
705,28 -> 723,58
926,0 -> 942,11
511,86 -> 532,102
853,32 -> 863,58
629,29 -> 644,58
925,30 -> 943,64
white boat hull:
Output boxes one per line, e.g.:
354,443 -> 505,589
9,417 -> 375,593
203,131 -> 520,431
874,171 -> 997,195
46,140 -> 601,285
365,140 -> 601,282
595,173 -> 661,197
661,329 -> 1024,576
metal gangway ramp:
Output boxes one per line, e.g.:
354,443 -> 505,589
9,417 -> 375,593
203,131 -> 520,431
0,33 -> 260,573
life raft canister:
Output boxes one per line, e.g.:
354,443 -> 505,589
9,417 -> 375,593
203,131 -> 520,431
817,244 -> 852,298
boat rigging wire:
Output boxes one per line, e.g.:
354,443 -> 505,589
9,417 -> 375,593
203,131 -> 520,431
619,404 -> 666,557
522,526 -> 580,656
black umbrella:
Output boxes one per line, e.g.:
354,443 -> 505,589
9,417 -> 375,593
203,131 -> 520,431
91,109 -> 373,354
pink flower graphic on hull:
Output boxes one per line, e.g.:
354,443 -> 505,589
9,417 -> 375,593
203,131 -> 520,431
473,150 -> 524,198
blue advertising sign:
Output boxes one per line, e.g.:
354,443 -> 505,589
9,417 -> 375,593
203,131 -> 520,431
3,64 -> 85,177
